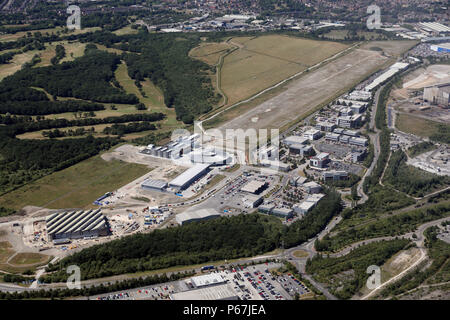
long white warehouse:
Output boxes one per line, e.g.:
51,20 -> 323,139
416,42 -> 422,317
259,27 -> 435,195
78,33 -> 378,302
169,163 -> 210,191
365,62 -> 409,91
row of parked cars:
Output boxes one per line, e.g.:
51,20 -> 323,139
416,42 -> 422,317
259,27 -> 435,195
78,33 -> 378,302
97,292 -> 130,300
244,269 -> 284,300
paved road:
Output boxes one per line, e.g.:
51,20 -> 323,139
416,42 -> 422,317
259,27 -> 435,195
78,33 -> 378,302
356,85 -> 384,204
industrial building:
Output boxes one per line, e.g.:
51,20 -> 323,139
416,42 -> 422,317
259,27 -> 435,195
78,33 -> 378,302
271,207 -> 293,219
282,135 -> 308,146
337,99 -> 368,113
190,273 -> 226,288
303,129 -> 321,141
294,193 -> 325,214
258,203 -> 275,214
364,62 -> 409,91
141,179 -> 168,191
142,134 -> 199,160
351,149 -> 367,162
323,171 -> 348,181
349,137 -> 368,147
260,159 -> 291,172
338,114 -> 362,128
242,194 -> 263,208
325,133 -> 340,142
346,90 -> 372,101
423,83 -> 450,107
302,181 -> 322,194
169,163 -> 210,191
419,22 -> 450,34
310,153 -> 330,169
46,209 -> 109,241
240,180 -> 268,194
290,176 -> 307,187
315,121 -> 336,132
288,144 -> 313,156
170,284 -> 238,300
430,43 -> 450,53
333,128 -> 358,137
293,201 -> 315,215
175,208 -> 220,225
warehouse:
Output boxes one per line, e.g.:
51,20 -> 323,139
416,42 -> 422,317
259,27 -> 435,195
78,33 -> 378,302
293,201 -> 315,215
283,136 -> 308,146
430,43 -> 450,53
271,207 -> 293,219
346,90 -> 372,101
191,273 -> 226,288
141,134 -> 199,159
46,209 -> 109,240
349,137 -> 368,147
240,180 -> 269,194
242,194 -> 263,208
423,83 -> 450,107
302,181 -> 322,194
175,208 -> 220,225
323,170 -> 348,181
419,22 -> 450,34
365,63 -> 409,91
170,284 -> 238,300
169,163 -> 210,191
258,203 -> 275,214
141,179 -> 168,191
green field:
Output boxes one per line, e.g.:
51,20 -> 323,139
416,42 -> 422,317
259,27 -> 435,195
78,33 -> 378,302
112,25 -> 139,36
219,35 -> 349,105
0,27 -> 101,43
11,58 -> 182,141
396,113 -> 444,138
189,41 -> 235,66
0,242 -> 14,264
9,252 -> 49,265
114,62 -> 180,129
0,153 -> 151,210
0,50 -> 40,80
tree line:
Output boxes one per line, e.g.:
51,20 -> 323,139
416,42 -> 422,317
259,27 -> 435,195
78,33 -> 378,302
1,113 -> 165,137
102,122 -> 157,136
41,189 -> 342,282
315,202 -> 450,252
383,150 -> 450,197
0,271 -> 193,300
0,46 -> 139,104
0,100 -> 105,115
306,239 -> 411,299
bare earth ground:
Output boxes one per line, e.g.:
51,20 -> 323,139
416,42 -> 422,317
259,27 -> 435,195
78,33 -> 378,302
403,64 -> 450,89
216,48 -> 389,132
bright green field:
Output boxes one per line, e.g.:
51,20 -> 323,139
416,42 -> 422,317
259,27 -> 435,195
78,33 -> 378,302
0,153 -> 151,210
